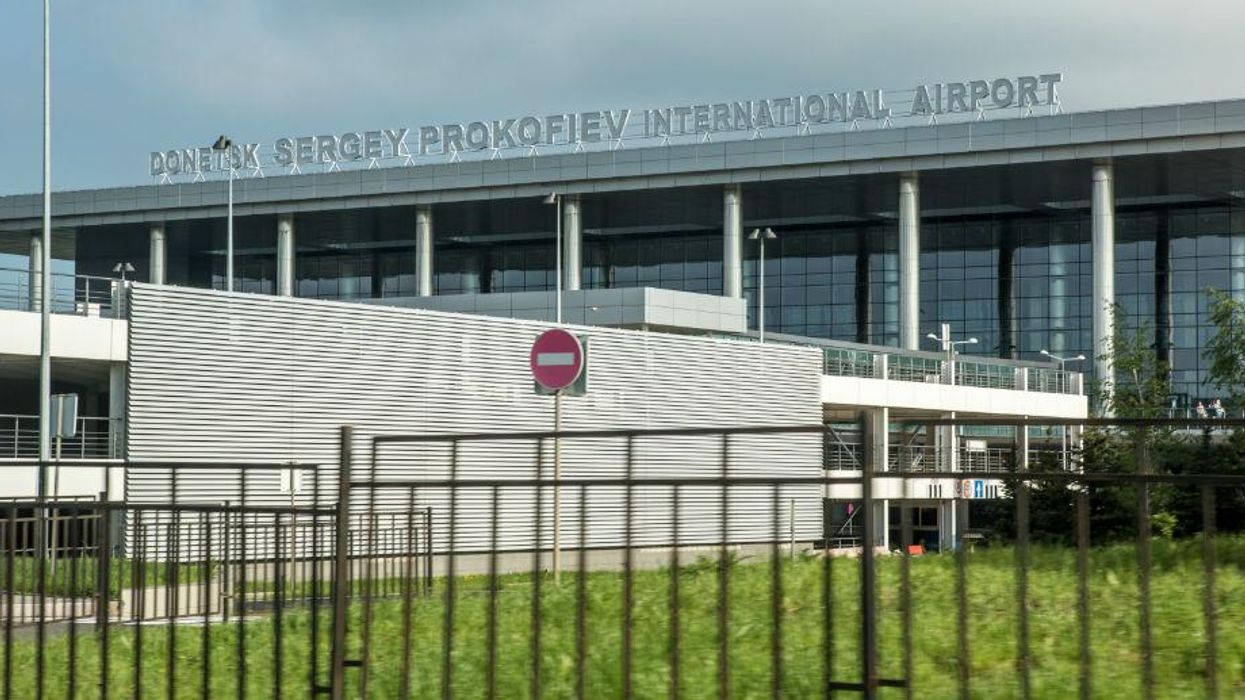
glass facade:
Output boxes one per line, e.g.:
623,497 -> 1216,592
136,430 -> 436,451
22,174 -> 1243,409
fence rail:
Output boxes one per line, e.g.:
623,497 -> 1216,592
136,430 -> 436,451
0,414 -> 118,459
0,420 -> 1237,698
0,266 -> 126,318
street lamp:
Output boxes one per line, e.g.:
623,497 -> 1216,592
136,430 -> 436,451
211,135 -> 235,292
926,323 -> 977,385
543,192 -> 562,324
1040,350 -> 1086,469
541,192 -> 566,584
112,262 -> 136,282
748,227 -> 777,342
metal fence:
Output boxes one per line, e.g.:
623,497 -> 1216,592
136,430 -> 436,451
0,266 -> 126,318
0,415 -> 119,459
0,419 -> 1239,698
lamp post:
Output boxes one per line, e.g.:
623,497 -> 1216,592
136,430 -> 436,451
926,323 -> 978,385
748,227 -> 777,342
542,192 -> 564,583
37,0 -> 52,581
1040,350 -> 1086,469
543,193 -> 562,324
112,261 -> 135,282
926,323 -> 976,551
212,135 -> 235,292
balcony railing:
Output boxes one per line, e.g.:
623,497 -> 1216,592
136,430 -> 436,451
822,346 -> 1082,396
822,348 -> 877,379
0,414 -> 120,460
889,445 -> 1075,473
0,267 -> 126,318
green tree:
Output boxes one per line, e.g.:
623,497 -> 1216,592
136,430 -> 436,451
1205,287 -> 1245,408
1096,303 -> 1170,420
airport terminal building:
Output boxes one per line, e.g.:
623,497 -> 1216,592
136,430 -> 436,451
10,76 -> 1245,549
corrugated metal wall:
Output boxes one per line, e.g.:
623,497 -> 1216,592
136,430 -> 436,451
126,284 -> 826,553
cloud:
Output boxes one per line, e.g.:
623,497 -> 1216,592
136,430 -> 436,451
1,0 -> 1243,193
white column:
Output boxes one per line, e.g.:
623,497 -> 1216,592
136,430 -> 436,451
872,407 -> 890,551
1016,419 -> 1030,471
562,195 -> 582,291
940,500 -> 958,552
277,214 -> 295,297
461,249 -> 482,294
1092,161 -> 1115,412
939,409 -> 958,474
108,362 -> 126,464
415,205 -> 434,297
28,234 -> 43,312
1049,241 -> 1069,353
899,173 -> 921,349
723,185 -> 743,298
149,224 -> 167,285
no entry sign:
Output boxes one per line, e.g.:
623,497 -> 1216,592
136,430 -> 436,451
530,329 -> 585,392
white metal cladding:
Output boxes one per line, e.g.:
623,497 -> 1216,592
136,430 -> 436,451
125,284 -> 825,555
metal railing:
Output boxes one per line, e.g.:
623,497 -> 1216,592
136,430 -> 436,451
0,414 -> 119,459
821,345 -> 1083,396
886,354 -> 943,383
888,445 -> 1077,473
822,347 -> 877,378
956,360 -> 1017,390
0,420 -> 1238,697
1027,366 -> 1078,395
0,266 -> 126,318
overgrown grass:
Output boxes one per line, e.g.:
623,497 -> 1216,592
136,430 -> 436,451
9,537 -> 1245,698
2,557 -> 215,597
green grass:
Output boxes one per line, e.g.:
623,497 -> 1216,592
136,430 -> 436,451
2,556 -> 215,597
9,537 -> 1245,698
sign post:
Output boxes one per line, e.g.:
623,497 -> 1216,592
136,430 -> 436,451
530,329 -> 587,585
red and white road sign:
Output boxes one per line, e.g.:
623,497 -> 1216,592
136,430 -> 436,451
530,328 -> 584,391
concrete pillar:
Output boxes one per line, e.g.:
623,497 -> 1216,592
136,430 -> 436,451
899,173 -> 921,349
461,249 -> 482,294
562,195 -> 582,291
1092,161 -> 1115,411
940,500 -> 958,552
415,205 -> 434,297
277,214 -> 295,297
940,411 -> 958,473
28,234 -> 43,312
723,185 -> 743,298
1050,241 -> 1069,353
872,407 -> 890,551
108,362 -> 126,463
1016,420 -> 1030,471
149,224 -> 167,285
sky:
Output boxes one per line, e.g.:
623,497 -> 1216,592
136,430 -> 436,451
1,0 -> 1243,195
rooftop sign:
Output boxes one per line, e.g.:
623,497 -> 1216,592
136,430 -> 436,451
149,73 -> 1062,182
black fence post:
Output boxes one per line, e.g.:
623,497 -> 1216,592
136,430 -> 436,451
330,425 -> 353,700
859,410 -> 878,700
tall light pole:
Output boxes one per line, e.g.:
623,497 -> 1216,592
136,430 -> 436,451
112,261 -> 136,283
926,323 -> 976,551
542,192 -> 563,583
1041,349 -> 1086,469
543,193 -> 562,324
926,323 -> 978,385
749,227 -> 777,342
35,0 -> 53,675
38,0 -> 53,513
212,135 -> 235,292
